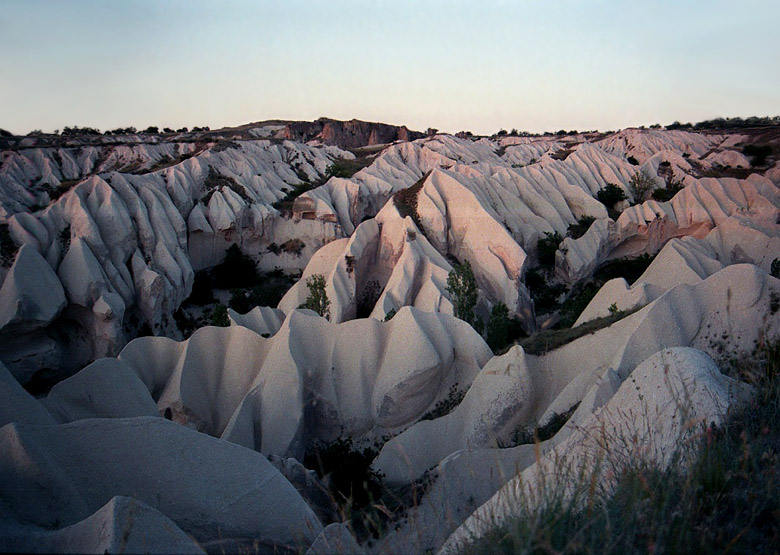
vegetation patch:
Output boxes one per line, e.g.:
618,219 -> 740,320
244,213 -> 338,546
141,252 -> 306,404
499,403 -> 580,448
299,274 -> 331,319
537,231 -> 563,267
325,156 -> 374,179
211,140 -> 242,153
356,280 -> 382,319
271,181 -> 316,215
303,436 -> 435,542
393,171 -> 429,230
44,179 -> 81,200
201,166 -> 250,203
303,438 -> 383,526
0,223 -> 19,266
526,268 -> 567,313
279,238 -> 305,256
593,253 -> 655,286
420,383 -> 467,421
566,215 -> 596,240
555,282 -> 601,328
628,169 -> 654,203
519,307 -> 639,355
595,183 -> 627,210
651,179 -> 685,202
210,244 -> 260,289
486,302 -> 526,353
742,143 -> 773,166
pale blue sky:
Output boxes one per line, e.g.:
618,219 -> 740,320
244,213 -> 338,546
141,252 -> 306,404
2,0 -> 778,135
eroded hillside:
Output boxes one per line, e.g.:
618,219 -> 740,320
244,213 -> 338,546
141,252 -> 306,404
0,120 -> 778,553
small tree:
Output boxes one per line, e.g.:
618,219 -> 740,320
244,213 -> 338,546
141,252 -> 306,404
771,258 -> 780,279
300,274 -> 331,320
537,231 -> 563,267
486,302 -> 511,352
628,170 -> 654,203
446,261 -> 478,326
211,304 -> 230,327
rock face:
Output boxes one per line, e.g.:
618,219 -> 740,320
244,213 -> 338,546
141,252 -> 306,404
2,126 -> 776,380
0,245 -> 67,382
227,305 -> 285,336
575,215 -> 780,325
440,347 -> 750,553
0,361 -> 56,427
0,244 -> 65,333
42,358 -> 159,423
0,417 -> 323,549
374,263 -> 779,485
0,139 -> 349,380
556,174 -> 779,284
280,197 -> 533,328
0,496 -> 206,554
0,123 -> 777,554
59,307 -> 491,457
282,118 -> 425,148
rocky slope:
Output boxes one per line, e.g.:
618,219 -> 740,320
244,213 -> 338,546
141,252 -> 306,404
0,122 -> 778,552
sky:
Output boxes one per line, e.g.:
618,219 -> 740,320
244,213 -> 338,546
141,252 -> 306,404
1,0 -> 779,135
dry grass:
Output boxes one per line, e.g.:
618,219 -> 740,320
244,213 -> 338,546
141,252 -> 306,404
463,336 -> 780,555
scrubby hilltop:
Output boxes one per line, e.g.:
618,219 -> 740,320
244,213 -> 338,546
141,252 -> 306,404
0,119 -> 779,553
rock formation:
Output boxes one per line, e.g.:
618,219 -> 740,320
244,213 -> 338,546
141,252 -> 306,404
0,122 -> 778,553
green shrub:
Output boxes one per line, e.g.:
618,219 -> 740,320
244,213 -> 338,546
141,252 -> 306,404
173,308 -> 198,338
300,274 -> 330,319
486,302 -> 510,352
58,226 -> 71,252
537,231 -> 563,267
595,183 -> 627,208
556,282 -> 600,328
521,307 -> 638,355
383,308 -> 397,322
446,260 -> 479,327
651,180 -> 684,202
279,238 -> 305,256
272,181 -> 315,215
228,289 -> 253,314
210,304 -> 230,327
531,282 -> 567,312
566,215 -> 596,240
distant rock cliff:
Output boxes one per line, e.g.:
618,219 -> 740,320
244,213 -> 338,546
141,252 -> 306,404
282,118 -> 425,148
